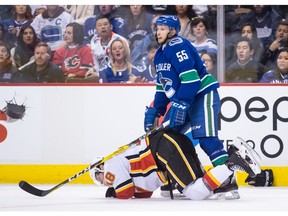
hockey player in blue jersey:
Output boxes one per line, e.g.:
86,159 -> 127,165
144,15 -> 238,199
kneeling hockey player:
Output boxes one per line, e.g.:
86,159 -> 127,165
90,128 -> 261,200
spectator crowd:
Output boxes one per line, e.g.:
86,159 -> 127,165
1,5 -> 288,84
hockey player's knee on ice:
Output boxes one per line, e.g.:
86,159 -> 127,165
182,178 -> 212,200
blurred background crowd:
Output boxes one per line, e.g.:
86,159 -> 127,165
1,5 -> 288,84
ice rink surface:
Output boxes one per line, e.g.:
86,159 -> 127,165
1,184 -> 288,216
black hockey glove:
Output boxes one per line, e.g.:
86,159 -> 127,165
105,187 -> 116,198
245,169 -> 274,187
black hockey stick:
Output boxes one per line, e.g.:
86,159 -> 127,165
19,120 -> 170,197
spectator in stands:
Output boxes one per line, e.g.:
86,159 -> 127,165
272,5 -> 288,21
12,25 -> 40,69
234,5 -> 282,48
190,16 -> 217,55
0,23 -> 14,51
260,20 -> 288,70
225,23 -> 264,69
0,42 -> 20,83
124,5 -> 153,50
53,22 -> 94,79
259,47 -> 288,83
0,5 -> 12,20
198,5 -> 217,40
200,50 -> 218,80
63,5 -> 94,26
175,5 -> 196,41
108,5 -> 130,18
3,5 -> 33,46
31,5 -> 74,58
83,5 -> 126,44
201,5 -> 252,42
131,14 -> 160,68
225,37 -> 268,83
90,14 -> 129,73
99,38 -> 147,83
138,41 -> 159,83
20,42 -> 65,83
239,23 -> 264,61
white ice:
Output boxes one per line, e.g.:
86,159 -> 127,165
1,184 -> 288,215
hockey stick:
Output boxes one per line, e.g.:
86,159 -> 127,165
19,120 -> 170,197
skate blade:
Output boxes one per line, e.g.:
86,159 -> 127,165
160,190 -> 185,198
235,137 -> 262,176
210,190 -> 240,200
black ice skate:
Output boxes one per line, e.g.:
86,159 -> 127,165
212,173 -> 240,200
211,137 -> 261,200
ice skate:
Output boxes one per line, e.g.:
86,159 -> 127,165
210,144 -> 240,200
211,173 -> 240,200
211,138 -> 261,200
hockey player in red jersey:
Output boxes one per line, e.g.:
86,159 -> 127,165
90,128 -> 261,200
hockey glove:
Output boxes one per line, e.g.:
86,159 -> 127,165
105,187 -> 116,198
144,106 -> 160,132
245,169 -> 274,187
169,99 -> 189,128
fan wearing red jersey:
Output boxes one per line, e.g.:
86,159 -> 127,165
53,22 -> 94,78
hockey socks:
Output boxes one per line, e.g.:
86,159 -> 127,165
203,165 -> 233,191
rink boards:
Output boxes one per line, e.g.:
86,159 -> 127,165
0,84 -> 287,186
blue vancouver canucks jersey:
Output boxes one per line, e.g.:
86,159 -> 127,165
153,36 -> 220,115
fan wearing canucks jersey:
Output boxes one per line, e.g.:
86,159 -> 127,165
144,15 -> 239,199
31,5 -> 74,54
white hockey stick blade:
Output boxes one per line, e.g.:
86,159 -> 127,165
234,137 -> 262,176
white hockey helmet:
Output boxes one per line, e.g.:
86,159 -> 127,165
89,157 -> 104,186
